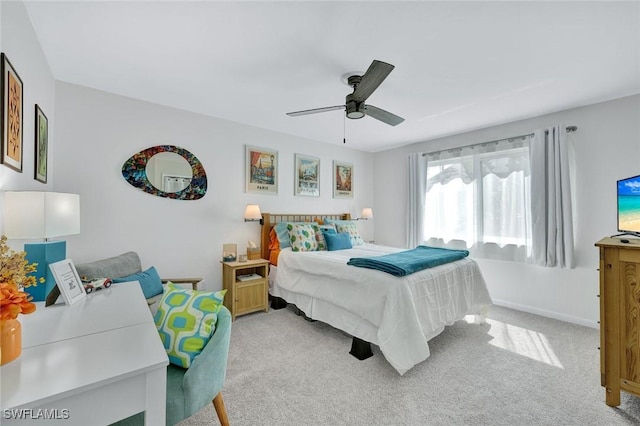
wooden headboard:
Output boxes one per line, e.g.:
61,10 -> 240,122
260,212 -> 351,261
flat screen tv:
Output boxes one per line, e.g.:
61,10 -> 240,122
617,174 -> 640,238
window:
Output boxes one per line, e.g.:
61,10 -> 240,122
424,137 -> 531,261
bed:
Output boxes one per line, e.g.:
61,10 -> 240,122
260,212 -> 493,375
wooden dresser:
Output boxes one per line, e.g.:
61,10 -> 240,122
596,237 -> 640,406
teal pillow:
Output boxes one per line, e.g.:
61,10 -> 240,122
112,266 -> 163,299
316,224 -> 336,251
325,232 -> 353,251
154,282 -> 226,368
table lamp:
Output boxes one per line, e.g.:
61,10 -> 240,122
357,208 -> 373,220
3,191 -> 80,301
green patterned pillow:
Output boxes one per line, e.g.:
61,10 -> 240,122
333,221 -> 365,246
275,221 -> 309,249
287,223 -> 319,252
154,282 -> 226,368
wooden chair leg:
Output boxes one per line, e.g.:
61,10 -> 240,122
212,392 -> 229,426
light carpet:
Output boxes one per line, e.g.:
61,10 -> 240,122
179,305 -> 640,426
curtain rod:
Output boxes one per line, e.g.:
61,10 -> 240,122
422,125 -> 578,157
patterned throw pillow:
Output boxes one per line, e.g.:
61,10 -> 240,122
275,222 -> 308,248
287,223 -> 319,252
154,282 -> 226,368
315,224 -> 336,251
328,220 -> 365,246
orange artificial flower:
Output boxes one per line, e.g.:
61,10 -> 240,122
0,282 -> 36,320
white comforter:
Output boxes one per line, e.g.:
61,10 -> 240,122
271,243 -> 493,375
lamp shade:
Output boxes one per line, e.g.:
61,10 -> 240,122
244,204 -> 262,221
3,191 -> 80,239
360,208 -> 373,220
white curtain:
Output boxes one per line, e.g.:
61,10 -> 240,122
529,126 -> 575,268
422,137 -> 531,262
406,153 -> 427,248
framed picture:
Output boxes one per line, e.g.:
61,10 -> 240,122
246,145 -> 277,194
49,259 -> 87,305
34,105 -> 48,183
1,53 -> 23,173
294,153 -> 320,197
333,160 -> 353,198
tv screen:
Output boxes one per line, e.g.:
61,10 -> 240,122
618,174 -> 640,236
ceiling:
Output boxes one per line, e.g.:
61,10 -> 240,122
23,1 -> 640,152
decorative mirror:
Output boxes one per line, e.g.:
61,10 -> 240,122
122,145 -> 207,200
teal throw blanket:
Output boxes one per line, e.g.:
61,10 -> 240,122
347,246 -> 469,277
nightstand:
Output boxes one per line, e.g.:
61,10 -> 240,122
221,258 -> 269,320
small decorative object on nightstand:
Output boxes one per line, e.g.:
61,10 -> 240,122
222,243 -> 237,262
246,240 -> 260,260
221,258 -> 269,321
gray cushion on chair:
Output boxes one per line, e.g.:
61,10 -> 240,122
75,251 -> 142,280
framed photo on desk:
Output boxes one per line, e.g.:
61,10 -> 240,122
50,259 -> 86,305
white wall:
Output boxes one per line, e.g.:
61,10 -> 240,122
373,94 -> 640,327
0,1 -> 56,248
53,82 -> 374,290
0,1 -> 55,192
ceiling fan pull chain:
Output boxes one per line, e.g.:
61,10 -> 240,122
343,114 -> 346,144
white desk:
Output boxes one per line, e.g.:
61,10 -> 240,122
0,282 -> 168,425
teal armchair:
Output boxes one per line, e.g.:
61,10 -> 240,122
167,304 -> 232,425
77,252 -> 232,425
113,304 -> 232,426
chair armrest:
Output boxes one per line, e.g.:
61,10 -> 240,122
181,306 -> 232,417
161,277 -> 203,291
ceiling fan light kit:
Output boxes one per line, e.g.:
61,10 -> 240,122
287,59 -> 405,126
346,95 -> 365,119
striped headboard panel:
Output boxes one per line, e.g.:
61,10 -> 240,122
260,212 -> 351,261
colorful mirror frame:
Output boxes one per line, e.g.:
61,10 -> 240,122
122,145 -> 207,200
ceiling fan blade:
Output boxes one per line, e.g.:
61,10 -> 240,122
351,60 -> 395,103
286,105 -> 344,117
364,104 -> 405,126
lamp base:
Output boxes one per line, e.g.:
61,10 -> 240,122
24,241 -> 66,302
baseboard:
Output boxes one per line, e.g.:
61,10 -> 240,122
491,298 -> 599,329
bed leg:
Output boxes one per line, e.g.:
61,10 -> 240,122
270,296 -> 288,310
294,307 -> 317,322
349,337 -> 373,360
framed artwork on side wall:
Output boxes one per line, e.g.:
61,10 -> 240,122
34,105 -> 48,183
1,53 -> 24,173
294,153 -> 320,197
246,145 -> 278,194
333,160 -> 353,199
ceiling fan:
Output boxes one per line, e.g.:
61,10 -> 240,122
286,59 -> 405,126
